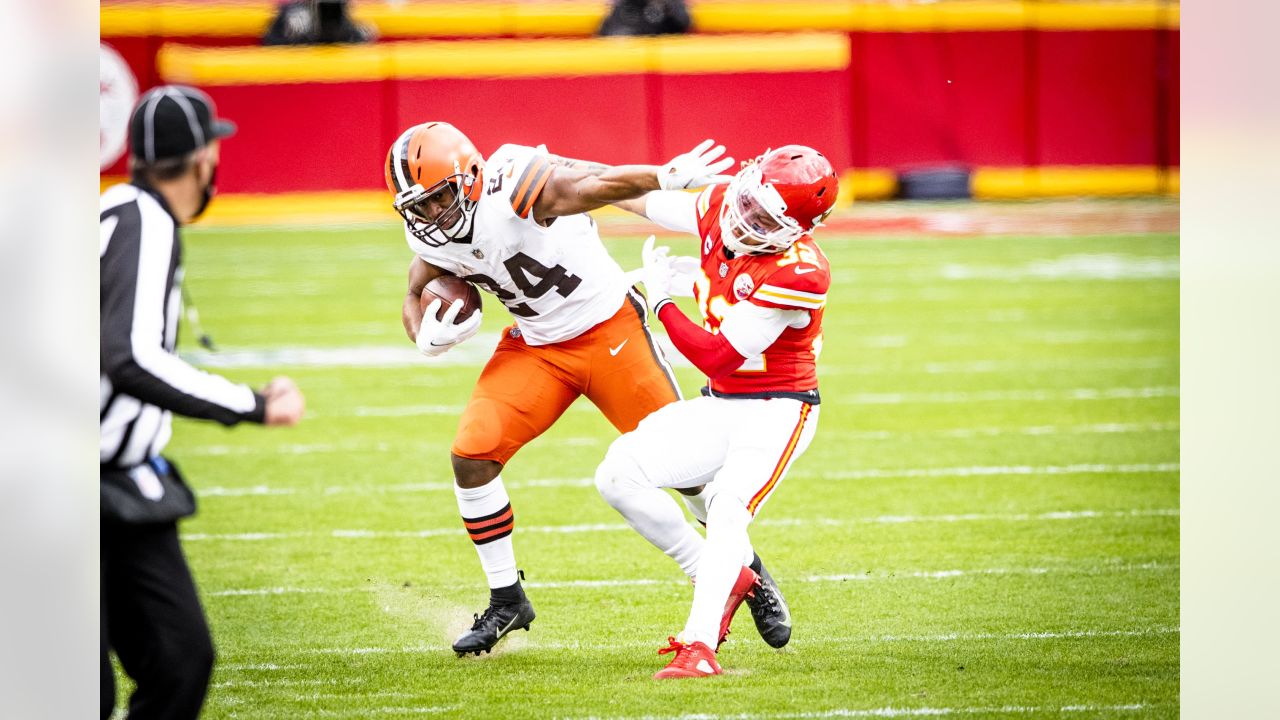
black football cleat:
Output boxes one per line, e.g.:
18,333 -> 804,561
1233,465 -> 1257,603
452,599 -> 536,657
745,557 -> 792,648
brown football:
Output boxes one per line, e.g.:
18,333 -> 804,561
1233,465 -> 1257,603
420,275 -> 483,324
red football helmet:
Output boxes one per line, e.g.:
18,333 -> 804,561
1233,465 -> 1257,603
718,145 -> 839,256
385,122 -> 485,246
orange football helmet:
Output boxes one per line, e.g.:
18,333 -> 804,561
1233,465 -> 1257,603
385,122 -> 485,246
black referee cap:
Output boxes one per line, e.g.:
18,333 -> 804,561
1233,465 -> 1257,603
129,85 -> 236,163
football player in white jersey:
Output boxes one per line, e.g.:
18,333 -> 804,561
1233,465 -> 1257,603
385,122 -> 777,656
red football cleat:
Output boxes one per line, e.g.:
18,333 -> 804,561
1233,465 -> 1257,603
654,636 -> 723,679
717,565 -> 761,648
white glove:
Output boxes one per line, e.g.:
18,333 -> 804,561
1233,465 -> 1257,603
625,255 -> 698,297
641,235 -> 677,309
416,298 -> 482,357
658,139 -> 735,191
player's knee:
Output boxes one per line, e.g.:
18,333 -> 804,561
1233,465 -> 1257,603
594,445 -> 645,507
451,398 -> 505,461
451,454 -> 503,489
706,492 -> 752,531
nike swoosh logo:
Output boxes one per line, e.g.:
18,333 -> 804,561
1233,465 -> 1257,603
609,340 -> 629,356
497,614 -> 520,637
695,659 -> 716,675
794,266 -> 817,275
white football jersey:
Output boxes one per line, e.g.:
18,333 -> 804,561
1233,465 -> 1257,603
405,143 -> 627,346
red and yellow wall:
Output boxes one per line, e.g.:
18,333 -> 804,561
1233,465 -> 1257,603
101,1 -> 1181,201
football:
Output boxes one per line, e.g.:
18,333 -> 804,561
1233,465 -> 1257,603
420,274 -> 482,324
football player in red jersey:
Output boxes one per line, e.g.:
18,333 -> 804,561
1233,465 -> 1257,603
595,145 -> 838,678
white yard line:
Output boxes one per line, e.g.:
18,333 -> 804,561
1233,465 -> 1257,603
834,421 -> 1178,441
277,627 -> 1178,656
205,562 -> 1175,597
194,463 -> 1177,499
180,422 -> 1176,457
846,386 -> 1177,405
824,463 -> 1178,481
185,507 -> 1178,544
568,704 -> 1156,719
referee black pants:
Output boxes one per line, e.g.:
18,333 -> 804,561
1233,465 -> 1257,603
101,521 -> 214,720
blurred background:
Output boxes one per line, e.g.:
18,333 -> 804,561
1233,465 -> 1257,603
100,0 -> 1180,215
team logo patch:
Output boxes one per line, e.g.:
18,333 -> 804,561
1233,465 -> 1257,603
704,236 -> 714,255
718,262 -> 729,278
733,273 -> 755,300
472,249 -> 484,259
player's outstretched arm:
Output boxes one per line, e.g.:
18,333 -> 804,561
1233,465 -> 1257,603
532,140 -> 733,222
403,256 -> 448,342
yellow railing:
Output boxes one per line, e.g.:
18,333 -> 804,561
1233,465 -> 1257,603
100,1 -> 1180,38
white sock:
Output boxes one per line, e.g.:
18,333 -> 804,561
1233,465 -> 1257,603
682,495 -> 752,647
455,477 -> 519,589
596,453 -> 704,578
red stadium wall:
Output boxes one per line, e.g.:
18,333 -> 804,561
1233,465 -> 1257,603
100,22 -> 1180,197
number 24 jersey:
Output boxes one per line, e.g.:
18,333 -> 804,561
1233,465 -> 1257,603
403,143 -> 628,347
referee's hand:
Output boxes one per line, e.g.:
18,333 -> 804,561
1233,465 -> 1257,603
262,376 -> 305,426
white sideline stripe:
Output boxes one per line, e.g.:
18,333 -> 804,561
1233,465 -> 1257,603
206,562 -> 1175,596
838,421 -> 1178,440
825,463 -> 1179,480
350,405 -> 466,417
181,422 -> 1177,457
570,703 -> 1154,719
185,508 -> 1176,542
185,508 -> 1178,543
213,678 -> 349,688
186,343 -> 1174,377
195,464 -> 1177,498
283,628 -> 1178,655
848,386 -> 1178,405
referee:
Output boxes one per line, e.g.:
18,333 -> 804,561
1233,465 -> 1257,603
100,85 -> 305,720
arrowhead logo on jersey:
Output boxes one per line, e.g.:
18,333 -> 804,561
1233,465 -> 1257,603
733,274 -> 755,301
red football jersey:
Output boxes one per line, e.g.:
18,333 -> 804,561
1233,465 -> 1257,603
691,185 -> 829,402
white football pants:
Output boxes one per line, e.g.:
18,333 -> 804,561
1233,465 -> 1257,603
595,396 -> 819,646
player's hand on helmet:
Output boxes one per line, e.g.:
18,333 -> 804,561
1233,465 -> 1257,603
416,298 -> 483,357
641,235 -> 679,309
658,139 -> 735,191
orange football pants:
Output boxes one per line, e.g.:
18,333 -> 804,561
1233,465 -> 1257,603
451,292 -> 682,465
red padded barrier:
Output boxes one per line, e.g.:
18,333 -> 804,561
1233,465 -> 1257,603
856,31 -> 1028,168
205,83 -> 389,194
654,71 -> 853,170
394,76 -> 652,165
1036,30 -> 1157,165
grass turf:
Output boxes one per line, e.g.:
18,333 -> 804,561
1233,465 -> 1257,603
114,210 -> 1178,718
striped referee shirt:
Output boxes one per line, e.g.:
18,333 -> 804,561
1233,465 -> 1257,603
100,183 -> 265,469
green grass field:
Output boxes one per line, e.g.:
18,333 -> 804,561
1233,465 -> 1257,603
123,203 -> 1178,718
